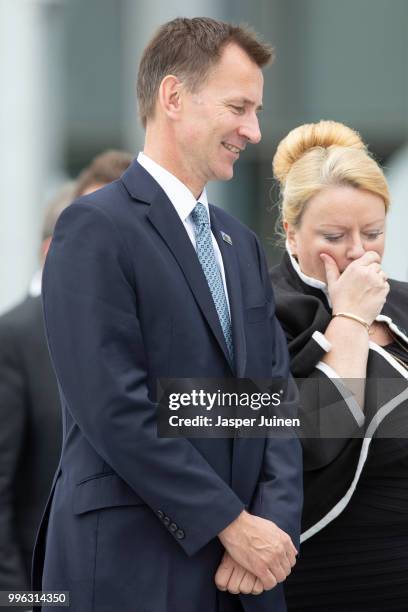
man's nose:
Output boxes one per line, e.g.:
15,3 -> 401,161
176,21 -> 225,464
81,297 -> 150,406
238,113 -> 262,144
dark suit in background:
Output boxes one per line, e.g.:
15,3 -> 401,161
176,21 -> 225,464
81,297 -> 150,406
0,296 -> 61,598
0,154 -> 131,611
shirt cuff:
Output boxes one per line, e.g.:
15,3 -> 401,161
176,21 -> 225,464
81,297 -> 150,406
312,331 -> 332,353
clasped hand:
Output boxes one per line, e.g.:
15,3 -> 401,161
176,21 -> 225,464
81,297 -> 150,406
216,511 -> 297,595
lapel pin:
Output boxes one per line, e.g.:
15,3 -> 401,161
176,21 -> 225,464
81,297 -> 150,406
221,231 -> 232,245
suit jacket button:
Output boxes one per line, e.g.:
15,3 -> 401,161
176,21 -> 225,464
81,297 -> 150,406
169,522 -> 178,533
175,529 -> 185,540
157,510 -> 164,520
163,516 -> 170,526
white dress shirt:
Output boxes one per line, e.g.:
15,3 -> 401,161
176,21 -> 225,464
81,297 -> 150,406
137,152 -> 231,314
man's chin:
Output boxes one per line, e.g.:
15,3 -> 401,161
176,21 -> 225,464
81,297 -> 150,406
215,165 -> 234,182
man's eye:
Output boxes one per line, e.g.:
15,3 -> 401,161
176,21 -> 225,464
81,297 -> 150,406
323,234 -> 343,242
230,105 -> 245,114
364,231 -> 383,241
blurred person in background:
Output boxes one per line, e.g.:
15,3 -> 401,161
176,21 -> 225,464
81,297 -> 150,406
0,150 -> 132,609
74,149 -> 134,198
0,182 -> 75,608
269,120 -> 408,611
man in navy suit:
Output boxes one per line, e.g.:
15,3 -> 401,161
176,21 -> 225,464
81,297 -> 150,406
33,17 -> 302,612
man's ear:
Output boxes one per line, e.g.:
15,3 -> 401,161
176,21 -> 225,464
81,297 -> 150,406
158,75 -> 183,120
283,221 -> 298,256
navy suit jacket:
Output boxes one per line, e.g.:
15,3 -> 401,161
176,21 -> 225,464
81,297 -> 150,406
33,161 -> 302,612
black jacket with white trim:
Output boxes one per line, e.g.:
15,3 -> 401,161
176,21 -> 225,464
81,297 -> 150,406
270,251 -> 408,541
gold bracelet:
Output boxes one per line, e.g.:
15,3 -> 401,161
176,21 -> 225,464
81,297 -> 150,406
333,312 -> 371,333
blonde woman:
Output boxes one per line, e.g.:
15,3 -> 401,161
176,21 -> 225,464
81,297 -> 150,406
270,120 -> 408,610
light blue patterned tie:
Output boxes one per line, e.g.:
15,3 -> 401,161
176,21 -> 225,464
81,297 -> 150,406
191,202 -> 234,364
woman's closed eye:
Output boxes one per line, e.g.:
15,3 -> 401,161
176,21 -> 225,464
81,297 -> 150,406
364,230 -> 384,241
323,234 -> 344,242
323,230 -> 384,243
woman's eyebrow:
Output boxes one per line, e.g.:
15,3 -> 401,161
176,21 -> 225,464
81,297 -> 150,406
318,224 -> 348,230
361,219 -> 385,228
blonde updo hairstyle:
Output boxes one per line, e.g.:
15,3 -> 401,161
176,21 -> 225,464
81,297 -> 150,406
273,120 -> 390,231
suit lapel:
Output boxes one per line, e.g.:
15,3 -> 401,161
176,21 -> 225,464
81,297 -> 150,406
122,161 -> 244,371
123,162 -> 259,499
147,188 -> 232,367
210,208 -> 247,377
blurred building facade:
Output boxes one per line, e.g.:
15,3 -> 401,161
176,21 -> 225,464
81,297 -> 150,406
1,0 -> 408,314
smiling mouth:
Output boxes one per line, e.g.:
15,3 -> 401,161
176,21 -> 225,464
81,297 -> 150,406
222,142 -> 241,154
